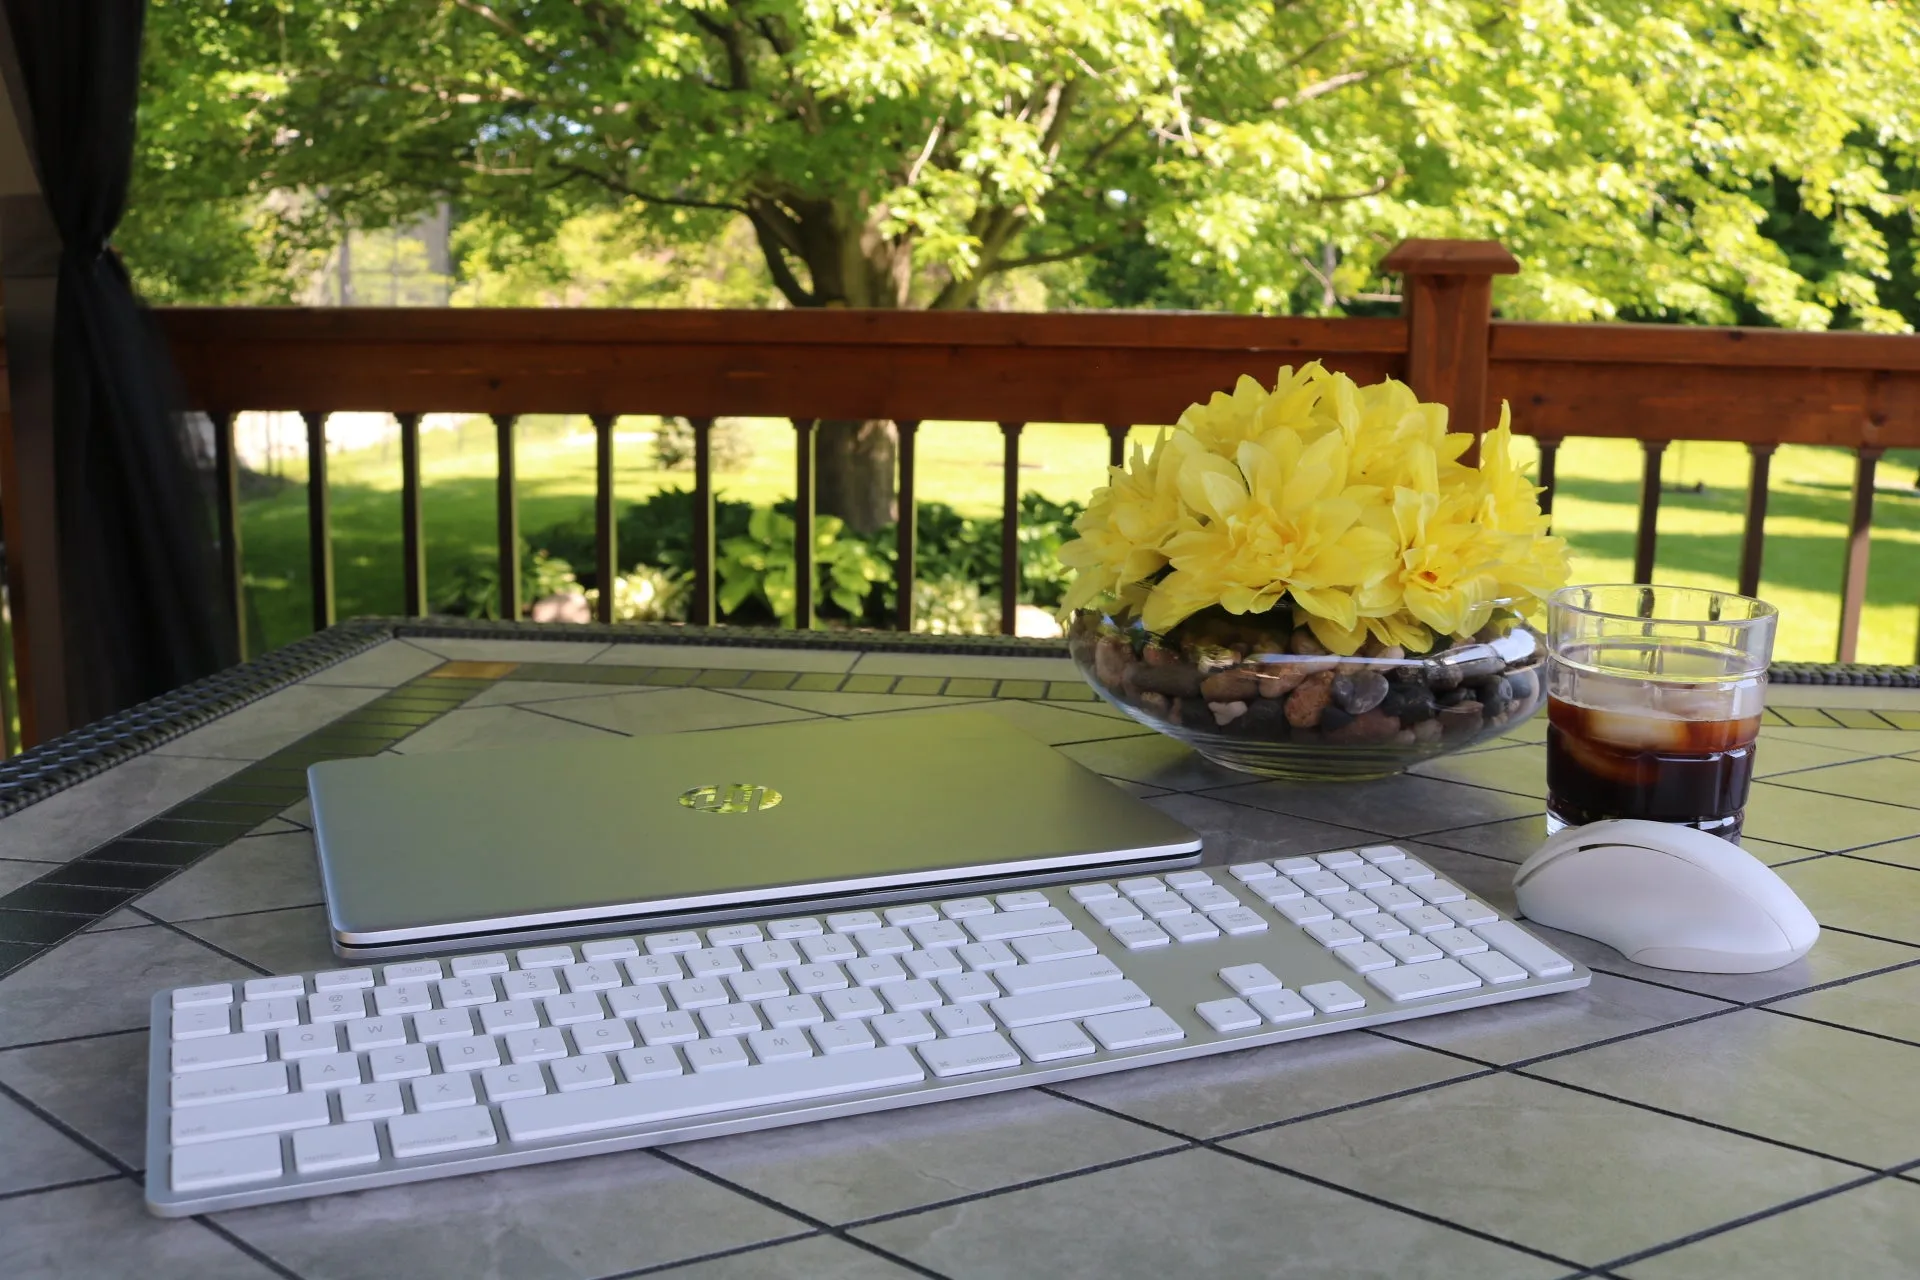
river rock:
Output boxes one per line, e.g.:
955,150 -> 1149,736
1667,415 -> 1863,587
1319,704 -> 1354,733
1506,665 -> 1540,705
1129,659 -> 1201,698
1200,669 -> 1262,702
1239,697 -> 1288,735
1475,675 -> 1513,717
1210,700 -> 1249,727
1332,671 -> 1390,715
1136,690 -> 1172,720
1412,718 -> 1443,743
1437,700 -> 1485,736
1284,670 -> 1337,728
1094,635 -> 1131,688
1291,629 -> 1329,657
1382,683 -> 1437,724
1325,709 -> 1400,744
1253,663 -> 1308,697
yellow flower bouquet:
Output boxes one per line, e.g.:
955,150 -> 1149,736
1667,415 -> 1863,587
1062,363 -> 1569,780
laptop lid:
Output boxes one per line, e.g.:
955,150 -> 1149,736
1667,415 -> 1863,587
309,711 -> 1201,948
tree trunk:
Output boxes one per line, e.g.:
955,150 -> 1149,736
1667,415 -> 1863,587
814,418 -> 896,533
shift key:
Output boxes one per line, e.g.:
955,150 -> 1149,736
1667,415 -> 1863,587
989,979 -> 1148,1028
170,1089 -> 330,1146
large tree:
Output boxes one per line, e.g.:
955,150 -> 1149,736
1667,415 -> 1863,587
133,0 -> 1920,527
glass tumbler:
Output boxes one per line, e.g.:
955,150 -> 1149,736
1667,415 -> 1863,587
1545,585 -> 1777,842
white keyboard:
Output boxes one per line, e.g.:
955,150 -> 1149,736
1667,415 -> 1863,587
145,846 -> 1588,1214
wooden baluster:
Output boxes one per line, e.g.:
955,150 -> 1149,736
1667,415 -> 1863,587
1737,443 -> 1776,600
211,409 -> 245,657
1533,436 -> 1561,522
1836,446 -> 1883,663
1633,440 -> 1667,585
397,413 -> 427,617
895,419 -> 920,631
1000,421 -> 1024,636
592,414 -> 617,624
303,411 -> 335,631
1381,239 -> 1519,464
494,413 -> 519,621
793,418 -> 817,630
1105,423 -> 1129,470
689,417 -> 716,626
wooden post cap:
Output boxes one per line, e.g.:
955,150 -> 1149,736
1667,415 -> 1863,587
1380,240 -> 1520,276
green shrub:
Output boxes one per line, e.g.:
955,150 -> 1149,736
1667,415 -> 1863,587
717,507 -> 887,626
436,546 -> 579,619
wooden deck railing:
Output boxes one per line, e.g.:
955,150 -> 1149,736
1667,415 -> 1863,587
8,238 -> 1920,744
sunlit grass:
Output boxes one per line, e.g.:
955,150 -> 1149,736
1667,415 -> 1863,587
239,417 -> 1920,664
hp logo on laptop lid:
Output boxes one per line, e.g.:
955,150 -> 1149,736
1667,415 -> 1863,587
679,783 -> 783,814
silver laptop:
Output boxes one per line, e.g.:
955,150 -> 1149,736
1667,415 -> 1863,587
308,711 -> 1202,958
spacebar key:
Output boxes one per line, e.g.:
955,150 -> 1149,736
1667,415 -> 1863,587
502,1047 -> 926,1141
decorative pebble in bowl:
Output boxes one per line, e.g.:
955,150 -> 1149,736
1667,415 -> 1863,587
1069,604 -> 1545,781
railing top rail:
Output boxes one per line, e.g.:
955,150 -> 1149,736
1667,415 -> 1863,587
1492,319 -> 1920,372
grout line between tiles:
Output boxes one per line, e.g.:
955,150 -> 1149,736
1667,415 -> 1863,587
595,1229 -> 826,1280
647,1147 -> 952,1280
0,1171 -> 124,1204
0,1077 -> 137,1177
128,906 -> 273,976
0,1025 -> 145,1055
1584,1167 -> 1898,1275
196,1215 -> 307,1280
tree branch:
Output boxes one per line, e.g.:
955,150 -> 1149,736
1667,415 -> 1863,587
452,0 -> 546,53
552,163 -> 750,216
979,239 -> 1114,276
1313,170 -> 1402,203
687,10 -> 751,91
744,208 -> 818,307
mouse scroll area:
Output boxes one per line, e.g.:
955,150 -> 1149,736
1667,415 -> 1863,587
1514,843 -> 1811,973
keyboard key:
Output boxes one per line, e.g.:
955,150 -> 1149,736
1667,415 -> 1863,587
728,971 -> 789,1003
313,968 -> 376,991
502,1047 -> 925,1141
448,954 -> 508,977
607,986 -> 669,1019
1383,934 -> 1445,964
763,995 -> 826,1028
767,917 -> 823,939
858,928 -> 914,957
1367,958 -> 1483,1002
1360,844 -> 1408,864
1084,1006 -> 1185,1051
1069,882 -> 1118,902
1367,886 -> 1424,912
908,920 -> 969,950
1430,928 -> 1489,957
244,976 -> 306,1000
172,1061 -> 288,1108
1291,871 -> 1348,896
500,969 -> 563,1000
882,980 -> 943,1013
307,990 -> 368,1025
293,1120 -> 380,1174
562,962 -> 624,992
996,891 -> 1051,911
884,903 -> 940,926
1117,877 -> 1165,897
646,932 -> 702,955
874,1011 -> 936,1045
570,1019 -> 636,1055
749,1028 -> 815,1062
541,994 -> 606,1027
1322,892 -> 1379,920
297,1053 -> 361,1090
965,907 -> 1071,942
1229,861 -> 1277,882
1250,989 -> 1314,1023
997,955 -> 1125,996
812,1020 -> 877,1054
1412,879 -> 1467,905
939,897 -> 994,918
920,1033 -> 1023,1077
1163,913 -> 1221,943
1335,942 -> 1397,973
345,1016 -> 410,1050
580,938 -> 640,961
1443,899 -> 1501,928
956,941 -> 1018,971
938,972 -> 1001,1003
790,963 -> 849,994
625,955 -> 684,985
171,1006 -> 234,1040
339,1080 -> 406,1120
616,1047 -> 684,1082
741,940 -> 802,971
1316,850 -> 1364,869
1396,906 -> 1455,934
1354,913 -> 1411,942
553,1055 -> 617,1092
1165,869 -> 1213,890
372,984 -> 432,1017
686,947 -> 744,977
707,923 -> 764,947
388,1106 -> 499,1158
903,948 -> 962,981
1012,930 -> 1098,963
634,1011 -> 699,1044
1220,963 -> 1285,996
171,1089 -> 330,1146
991,978 -> 1149,1028
414,1008 -> 477,1042
477,1001 -> 541,1035
1301,981 -> 1367,1014
1462,950 -> 1530,984
1303,919 -> 1364,948
277,1025 -> 340,1060
1197,997 -> 1262,1032
1384,859 -> 1436,884
1132,891 -> 1192,920
846,956 -> 907,987
822,987 -> 886,1021
369,1044 -> 433,1080
932,1003 -> 996,1037
827,911 -> 883,934
1474,921 -> 1575,977
437,1035 -> 504,1071
1084,897 -> 1144,927
1255,877 -> 1306,903
799,935 -> 858,964
1182,885 -> 1241,912
1010,1021 -> 1096,1061
503,1029 -> 568,1064
383,960 -> 443,984
1334,864 -> 1392,891
698,1004 -> 762,1038
1103,918 -> 1168,951
1274,857 -> 1322,876
413,1073 -> 478,1112
1275,898 -> 1332,926
1211,907 -> 1270,936
170,1134 -> 283,1191
239,998 -> 300,1032
517,946 -> 575,969
483,1065 -> 552,1102
171,1032 -> 268,1074
668,978 -> 730,1010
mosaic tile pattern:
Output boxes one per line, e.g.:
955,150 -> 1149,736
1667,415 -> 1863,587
7,634 -> 1920,1279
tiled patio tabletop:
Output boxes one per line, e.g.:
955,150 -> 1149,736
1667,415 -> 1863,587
6,632 -> 1920,1279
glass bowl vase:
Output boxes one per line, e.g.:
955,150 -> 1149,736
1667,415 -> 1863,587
1068,603 -> 1545,781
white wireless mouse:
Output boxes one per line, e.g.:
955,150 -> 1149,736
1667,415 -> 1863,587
1513,819 -> 1819,973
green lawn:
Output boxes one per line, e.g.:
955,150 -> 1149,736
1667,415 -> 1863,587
238,416 -> 1920,664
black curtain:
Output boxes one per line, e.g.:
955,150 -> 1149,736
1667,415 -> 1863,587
3,0 -> 234,727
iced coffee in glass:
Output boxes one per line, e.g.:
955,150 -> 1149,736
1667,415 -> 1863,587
1545,585 -> 1777,842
